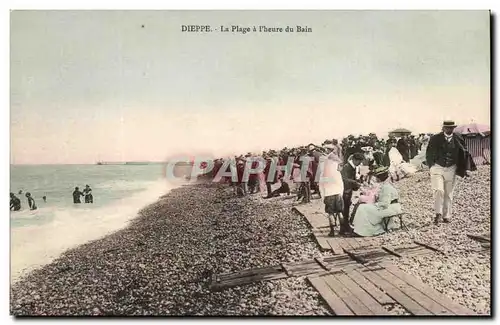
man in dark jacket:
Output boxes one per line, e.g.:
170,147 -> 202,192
340,153 -> 364,235
396,136 -> 410,162
426,120 -> 476,224
409,135 -> 418,159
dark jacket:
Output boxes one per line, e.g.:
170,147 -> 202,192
341,163 -> 359,193
426,132 -> 476,178
397,138 -> 410,162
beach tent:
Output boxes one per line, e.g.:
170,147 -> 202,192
389,128 -> 412,138
454,123 -> 491,165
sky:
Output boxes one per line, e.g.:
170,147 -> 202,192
10,10 -> 490,164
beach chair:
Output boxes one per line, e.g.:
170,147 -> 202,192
382,213 -> 409,232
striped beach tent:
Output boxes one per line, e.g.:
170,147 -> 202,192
455,123 -> 491,165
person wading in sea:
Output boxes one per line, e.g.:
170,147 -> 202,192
83,185 -> 93,203
10,193 -> 21,211
73,187 -> 84,204
25,192 -> 37,210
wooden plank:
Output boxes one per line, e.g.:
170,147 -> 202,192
323,274 -> 374,315
315,257 -> 332,271
344,237 -> 361,250
293,206 -> 318,228
414,241 -> 445,254
218,265 -> 283,281
322,259 -> 359,270
323,255 -> 353,264
370,236 -> 382,248
352,237 -> 366,249
395,245 -> 435,258
327,239 -> 345,255
358,237 -> 374,249
379,261 -> 477,315
218,271 -> 288,285
394,245 -> 426,254
282,263 -> 294,277
312,229 -> 333,251
404,247 -> 433,258
367,264 -> 453,315
294,203 -> 330,229
337,238 -> 353,252
354,237 -> 371,249
281,263 -> 293,277
211,272 -> 288,290
343,268 -> 395,305
344,249 -> 367,264
334,272 -> 391,315
332,260 -> 360,270
355,266 -> 433,315
406,250 -> 433,258
356,249 -> 389,262
292,266 -> 328,277
284,260 -> 315,271
307,269 -> 345,279
308,276 -> 355,315
467,234 -> 491,243
381,245 -> 402,258
283,260 -> 326,277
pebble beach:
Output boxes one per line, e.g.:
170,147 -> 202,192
10,166 -> 491,316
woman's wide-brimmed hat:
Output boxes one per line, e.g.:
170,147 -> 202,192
443,120 -> 457,128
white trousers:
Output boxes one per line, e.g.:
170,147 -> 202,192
430,164 -> 457,219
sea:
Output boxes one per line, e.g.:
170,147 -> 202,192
10,164 -> 182,283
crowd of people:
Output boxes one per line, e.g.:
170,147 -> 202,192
204,132 -> 432,199
198,121 -> 475,238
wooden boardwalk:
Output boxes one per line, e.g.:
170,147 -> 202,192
308,261 -> 476,316
209,244 -> 436,290
294,201 -> 412,254
293,200 -> 330,229
273,196 -> 480,315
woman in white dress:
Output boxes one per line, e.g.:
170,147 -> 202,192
351,166 -> 402,237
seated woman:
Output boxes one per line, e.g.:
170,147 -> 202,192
351,166 -> 402,237
349,180 -> 381,224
